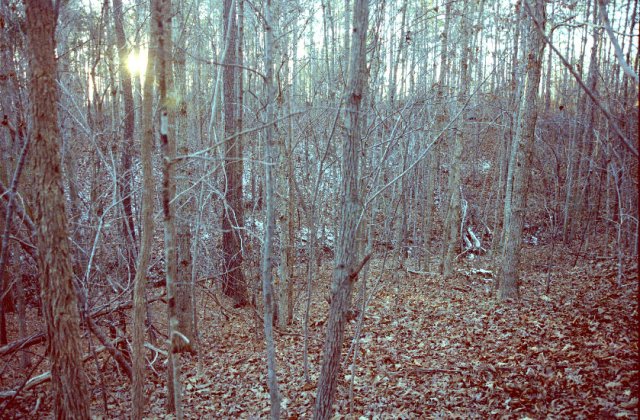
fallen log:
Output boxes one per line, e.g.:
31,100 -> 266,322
0,295 -> 161,358
86,317 -> 132,380
0,372 -> 50,399
0,333 -> 45,358
0,338 -> 123,399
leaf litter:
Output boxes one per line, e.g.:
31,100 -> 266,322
0,245 -> 637,418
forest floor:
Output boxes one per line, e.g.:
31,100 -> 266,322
1,244 -> 638,419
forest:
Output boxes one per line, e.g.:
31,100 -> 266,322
0,0 -> 638,418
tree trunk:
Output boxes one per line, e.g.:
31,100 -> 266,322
113,0 -> 138,280
173,0 -> 196,354
131,0 -> 159,416
425,0 -> 451,270
222,0 -> 248,306
497,0 -> 546,301
25,0 -> 91,417
572,1 -> 601,248
15,273 -> 30,368
278,18 -> 296,329
441,0 -> 471,278
313,0 -> 369,418
0,129 -> 30,346
155,0 -> 186,417
262,2 -> 281,417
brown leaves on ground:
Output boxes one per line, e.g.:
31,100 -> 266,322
1,245 -> 638,418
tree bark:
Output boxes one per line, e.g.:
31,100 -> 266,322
25,0 -> 91,417
497,0 -> 546,300
441,0 -> 471,278
313,0 -> 369,418
131,0 -> 159,416
423,0 -> 450,270
262,2 -> 281,417
113,0 -> 138,279
277,15 -> 296,329
155,0 -> 186,417
222,0 -> 248,306
173,0 -> 196,354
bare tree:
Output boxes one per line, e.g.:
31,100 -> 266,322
173,0 -> 196,353
441,0 -> 472,278
261,2 -> 281,417
423,0 -> 451,271
277,4 -> 297,328
113,0 -> 137,277
314,0 -> 370,418
131,0 -> 159,416
154,0 -> 187,417
222,0 -> 248,306
496,0 -> 546,300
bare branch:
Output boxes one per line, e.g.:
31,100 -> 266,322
598,0 -> 639,84
349,253 -> 372,282
523,0 -> 638,157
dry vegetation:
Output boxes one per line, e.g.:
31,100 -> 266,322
1,245 -> 637,418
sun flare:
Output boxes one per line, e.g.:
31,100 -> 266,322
127,49 -> 148,76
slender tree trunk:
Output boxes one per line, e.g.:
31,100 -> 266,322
113,0 -> 138,278
321,0 -> 336,96
544,3 -> 554,112
155,0 -> 186,417
15,273 -> 30,368
441,0 -> 471,277
572,2 -> 601,247
25,0 -> 91,417
173,0 -> 196,354
396,138 -> 409,268
262,2 -> 281,417
422,153 -> 435,270
284,91 -> 295,326
389,0 -> 408,105
0,130 -> 30,346
498,0 -> 546,300
277,18 -> 296,328
314,0 -> 369,418
425,0 -> 450,269
563,1 -> 593,243
131,0 -> 159,416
